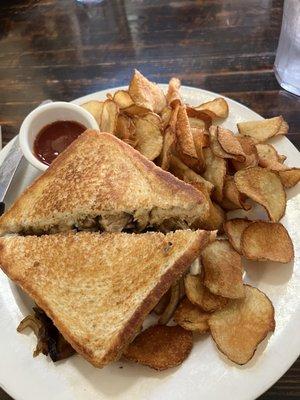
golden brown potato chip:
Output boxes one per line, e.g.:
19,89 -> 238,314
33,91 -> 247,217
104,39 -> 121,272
134,117 -> 163,160
192,132 -> 207,167
223,218 -> 251,254
191,127 -> 210,148
113,90 -> 134,109
217,127 -> 246,162
159,106 -> 179,170
158,283 -> 180,325
209,285 -> 275,365
202,201 -> 226,232
100,99 -> 119,133
241,221 -> 294,263
202,147 -> 226,203
153,290 -> 171,315
161,106 -> 172,129
186,107 -> 212,130
176,106 -> 202,173
237,116 -> 289,143
221,176 -> 251,211
184,274 -> 228,312
201,240 -> 245,299
192,194 -> 226,232
188,117 -> 206,130
234,167 -> 286,222
166,77 -> 182,108
209,126 -> 230,159
278,168 -> 300,188
210,126 -> 245,162
169,155 -> 214,195
160,128 -> 176,170
115,114 -> 137,146
128,69 -> 166,114
195,98 -> 229,119
231,136 -> 258,171
81,100 -> 103,126
255,143 -> 288,171
122,104 -> 150,117
191,127 -> 209,172
123,325 -> 193,370
143,112 -> 161,127
174,297 -> 210,333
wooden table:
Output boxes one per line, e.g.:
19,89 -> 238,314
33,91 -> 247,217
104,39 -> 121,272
0,0 -> 299,399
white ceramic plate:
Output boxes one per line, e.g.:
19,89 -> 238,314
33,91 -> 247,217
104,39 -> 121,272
0,86 -> 299,400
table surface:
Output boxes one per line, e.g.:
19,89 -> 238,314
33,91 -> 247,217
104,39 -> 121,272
0,0 -> 299,399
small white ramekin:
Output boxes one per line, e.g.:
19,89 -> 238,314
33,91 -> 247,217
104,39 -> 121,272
19,101 -> 99,171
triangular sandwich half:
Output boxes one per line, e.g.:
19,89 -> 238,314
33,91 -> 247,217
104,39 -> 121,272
0,131 -> 208,235
0,229 -> 210,367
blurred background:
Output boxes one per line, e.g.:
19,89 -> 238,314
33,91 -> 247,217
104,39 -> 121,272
0,0 -> 299,399
0,0 -> 299,148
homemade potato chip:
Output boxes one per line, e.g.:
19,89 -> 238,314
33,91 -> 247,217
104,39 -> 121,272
113,90 -> 134,109
159,105 -> 179,170
223,218 -> 251,254
153,290 -> 171,315
255,143 -> 288,171
81,100 -> 103,126
128,69 -> 166,114
190,127 -> 207,172
231,135 -> 258,171
278,168 -> 300,188
160,128 -> 176,170
176,106 -> 202,173
195,97 -> 229,119
191,182 -> 226,232
202,147 -> 226,203
166,77 -> 182,108
209,285 -> 275,365
123,325 -> 193,370
241,221 -> 294,263
169,155 -> 214,195
221,176 -> 251,211
201,240 -> 245,299
100,99 -> 119,133
201,201 -> 226,232
134,117 -> 163,160
161,106 -> 172,129
174,297 -> 210,333
234,167 -> 286,222
192,127 -> 210,148
158,282 -> 180,325
123,104 -> 150,117
210,126 -> 245,162
188,117 -> 205,130
184,274 -> 228,312
237,116 -> 289,142
143,112 -> 161,127
115,114 -> 136,146
186,107 -> 212,130
217,127 -> 246,162
208,126 -> 230,159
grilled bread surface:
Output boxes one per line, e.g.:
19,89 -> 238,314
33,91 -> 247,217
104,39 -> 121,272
0,131 -> 208,235
0,229 -> 210,367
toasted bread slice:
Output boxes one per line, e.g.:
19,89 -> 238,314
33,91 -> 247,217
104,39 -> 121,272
0,131 -> 208,235
0,229 -> 210,367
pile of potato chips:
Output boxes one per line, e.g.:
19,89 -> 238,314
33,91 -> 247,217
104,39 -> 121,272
82,70 -> 299,370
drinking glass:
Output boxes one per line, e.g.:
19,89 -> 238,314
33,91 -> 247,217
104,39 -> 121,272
274,0 -> 300,96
